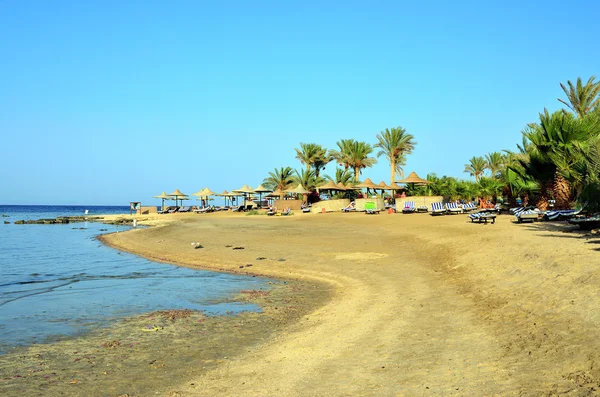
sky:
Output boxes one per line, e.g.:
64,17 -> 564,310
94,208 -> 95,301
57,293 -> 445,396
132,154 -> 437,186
2,0 -> 599,205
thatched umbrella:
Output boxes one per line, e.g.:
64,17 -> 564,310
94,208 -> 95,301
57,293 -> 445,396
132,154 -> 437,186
193,187 -> 218,208
377,181 -> 393,195
285,184 -> 311,203
168,189 -> 188,207
153,192 -> 171,211
317,180 -> 340,198
232,185 -> 255,206
355,178 -> 378,196
253,184 -> 272,208
397,172 -> 431,195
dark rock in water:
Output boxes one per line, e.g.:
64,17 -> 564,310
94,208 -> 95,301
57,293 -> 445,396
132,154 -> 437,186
1,214 -> 8,217
3,221 -> 9,224
14,220 -> 24,224
99,228 -> 108,231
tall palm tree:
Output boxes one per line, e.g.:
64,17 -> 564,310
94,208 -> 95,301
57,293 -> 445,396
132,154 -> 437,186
294,143 -> 330,176
558,76 -> 600,118
348,141 -> 377,181
329,139 -> 355,171
464,156 -> 487,181
485,152 -> 505,178
374,126 -> 416,183
263,167 -> 295,198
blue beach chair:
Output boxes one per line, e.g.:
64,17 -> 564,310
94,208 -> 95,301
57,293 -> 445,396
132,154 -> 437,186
431,202 -> 445,215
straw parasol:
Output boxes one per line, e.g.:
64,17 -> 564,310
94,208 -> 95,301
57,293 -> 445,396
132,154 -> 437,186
355,178 -> 377,189
318,180 -> 339,190
355,178 -> 378,196
397,172 -> 431,195
194,188 -> 218,207
286,184 -> 311,194
253,184 -> 272,207
396,172 -> 431,185
168,189 -> 187,207
153,192 -> 171,210
377,181 -> 393,195
232,185 -> 255,206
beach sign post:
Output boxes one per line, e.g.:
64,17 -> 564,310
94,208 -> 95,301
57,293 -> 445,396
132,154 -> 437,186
130,202 -> 141,215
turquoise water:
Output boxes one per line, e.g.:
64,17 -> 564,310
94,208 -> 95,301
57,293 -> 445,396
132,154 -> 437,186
0,206 -> 272,354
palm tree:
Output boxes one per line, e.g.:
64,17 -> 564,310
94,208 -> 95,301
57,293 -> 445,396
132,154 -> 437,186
522,109 -> 593,208
324,168 -> 354,185
558,76 -> 600,118
485,152 -> 505,178
329,139 -> 355,171
263,167 -> 295,198
464,156 -> 487,181
477,177 -> 504,201
348,141 -> 377,181
294,143 -> 330,176
292,169 -> 324,192
374,126 -> 416,183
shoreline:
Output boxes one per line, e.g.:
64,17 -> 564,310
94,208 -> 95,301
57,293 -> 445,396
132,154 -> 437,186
1,214 -> 332,396
5,211 -> 600,395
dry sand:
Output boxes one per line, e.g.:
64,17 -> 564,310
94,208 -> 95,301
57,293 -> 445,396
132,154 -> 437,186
93,210 -> 600,396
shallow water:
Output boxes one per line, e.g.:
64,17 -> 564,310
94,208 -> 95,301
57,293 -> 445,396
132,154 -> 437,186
0,205 -> 272,354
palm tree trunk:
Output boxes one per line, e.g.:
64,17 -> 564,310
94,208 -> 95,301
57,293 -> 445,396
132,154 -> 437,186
354,167 -> 359,182
390,159 -> 396,185
553,172 -> 571,209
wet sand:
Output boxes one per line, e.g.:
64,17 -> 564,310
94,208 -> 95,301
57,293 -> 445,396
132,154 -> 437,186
4,210 -> 600,396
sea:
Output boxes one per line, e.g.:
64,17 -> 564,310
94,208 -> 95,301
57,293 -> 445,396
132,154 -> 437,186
0,205 -> 272,354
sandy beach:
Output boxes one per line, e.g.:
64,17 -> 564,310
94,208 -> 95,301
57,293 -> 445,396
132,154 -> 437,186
91,210 -> 600,396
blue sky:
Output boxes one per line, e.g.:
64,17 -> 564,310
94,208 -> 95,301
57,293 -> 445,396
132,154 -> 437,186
2,0 -> 599,205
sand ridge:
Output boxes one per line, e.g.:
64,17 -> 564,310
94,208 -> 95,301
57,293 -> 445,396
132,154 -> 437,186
102,211 -> 600,396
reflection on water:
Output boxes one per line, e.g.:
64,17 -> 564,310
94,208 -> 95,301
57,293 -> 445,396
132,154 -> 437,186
0,212 -> 272,353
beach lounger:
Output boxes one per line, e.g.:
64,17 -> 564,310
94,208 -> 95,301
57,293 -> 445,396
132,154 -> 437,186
402,201 -> 415,214
515,208 -> 540,223
266,207 -> 277,216
364,202 -> 381,214
245,204 -> 254,212
178,206 -> 191,213
462,202 -> 477,213
568,215 -> 600,230
416,205 -> 428,213
231,205 -> 244,212
167,206 -> 180,213
158,206 -> 174,214
469,212 -> 496,224
430,202 -> 445,215
281,208 -> 291,216
445,202 -> 461,214
543,209 -> 581,221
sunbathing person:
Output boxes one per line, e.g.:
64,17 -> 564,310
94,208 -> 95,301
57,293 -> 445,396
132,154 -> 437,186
342,202 -> 356,212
